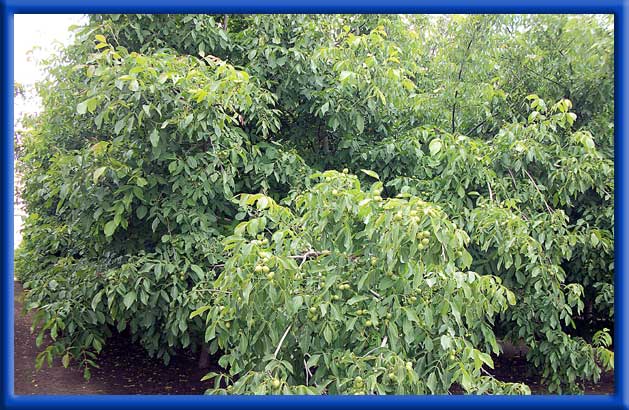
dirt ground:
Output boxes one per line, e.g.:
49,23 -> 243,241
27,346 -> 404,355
13,281 -> 614,396
489,352 -> 614,395
13,281 -> 212,395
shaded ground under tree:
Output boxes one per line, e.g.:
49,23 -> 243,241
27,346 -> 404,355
13,282 -> 613,396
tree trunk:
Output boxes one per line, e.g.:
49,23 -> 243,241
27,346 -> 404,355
499,339 -> 529,358
198,344 -> 210,369
585,299 -> 593,321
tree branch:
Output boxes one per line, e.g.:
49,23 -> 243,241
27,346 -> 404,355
465,117 -> 489,136
451,25 -> 479,133
208,250 -> 331,271
523,168 -> 554,214
369,289 -> 382,299
289,250 -> 331,267
273,324 -> 292,359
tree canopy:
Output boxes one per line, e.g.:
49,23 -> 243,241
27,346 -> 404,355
15,14 -> 614,394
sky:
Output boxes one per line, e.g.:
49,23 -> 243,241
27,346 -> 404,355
14,14 -> 85,89
14,14 -> 87,125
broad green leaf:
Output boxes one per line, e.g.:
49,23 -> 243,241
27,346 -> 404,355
123,291 -> 136,309
190,305 -> 211,319
62,353 -> 70,368
429,139 -> 442,156
356,113 -> 365,134
361,169 -> 379,180
136,205 -> 148,219
93,167 -> 107,184
76,101 -> 88,115
103,219 -> 118,237
149,129 -> 159,147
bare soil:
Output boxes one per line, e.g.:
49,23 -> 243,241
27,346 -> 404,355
489,351 -> 614,395
13,281 -> 614,395
14,281 -> 212,395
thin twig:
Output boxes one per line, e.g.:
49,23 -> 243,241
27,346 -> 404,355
304,358 -> 310,385
369,289 -> 382,300
451,22 -> 481,133
193,288 -> 232,294
487,181 -> 494,202
465,118 -> 489,136
304,358 -> 315,386
287,250 -> 331,261
289,250 -> 330,267
504,170 -> 530,221
362,337 -> 388,357
507,168 -> 518,190
523,169 -> 554,213
273,324 -> 292,360
303,354 -> 317,387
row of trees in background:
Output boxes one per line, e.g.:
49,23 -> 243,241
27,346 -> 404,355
15,14 -> 614,394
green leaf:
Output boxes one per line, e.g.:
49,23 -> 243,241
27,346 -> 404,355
136,177 -> 148,187
323,325 -> 333,344
429,139 -> 443,156
506,290 -> 516,305
201,372 -> 219,382
320,101 -> 330,116
306,354 -> 320,367
114,118 -> 127,135
91,291 -> 103,311
590,232 -> 600,247
460,370 -> 472,391
149,129 -> 160,147
123,291 -> 137,309
62,353 -> 70,368
136,205 -> 148,219
104,220 -> 118,237
76,101 -> 88,115
93,167 -> 107,184
478,352 -> 494,368
426,372 -> 437,393
339,71 -> 353,82
187,156 -> 198,169
129,79 -> 139,92
356,113 -> 364,134
190,264 -> 205,280
257,196 -> 269,210
361,169 -> 379,180
190,305 -> 211,319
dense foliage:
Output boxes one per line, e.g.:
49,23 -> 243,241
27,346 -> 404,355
15,14 -> 614,394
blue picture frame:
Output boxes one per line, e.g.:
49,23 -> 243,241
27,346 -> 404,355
1,1 -> 627,409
